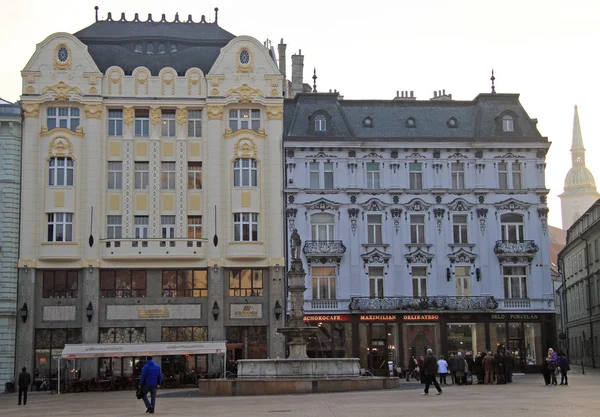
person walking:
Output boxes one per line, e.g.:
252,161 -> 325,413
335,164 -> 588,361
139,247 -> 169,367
494,350 -> 505,384
437,356 -> 449,385
17,367 -> 31,406
140,356 -> 163,414
557,351 -> 570,386
421,349 -> 443,395
407,355 -> 417,381
547,348 -> 558,386
482,351 -> 495,385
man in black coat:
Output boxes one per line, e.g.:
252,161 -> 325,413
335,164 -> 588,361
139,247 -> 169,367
422,349 -> 443,395
18,367 -> 31,406
504,350 -> 514,383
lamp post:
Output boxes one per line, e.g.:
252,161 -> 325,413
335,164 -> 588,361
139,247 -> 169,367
86,302 -> 93,322
212,301 -> 220,320
274,300 -> 282,320
20,303 -> 28,323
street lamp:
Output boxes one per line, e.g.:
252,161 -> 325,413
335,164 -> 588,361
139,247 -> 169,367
212,301 -> 220,320
274,300 -> 282,320
86,302 -> 94,322
20,303 -> 28,323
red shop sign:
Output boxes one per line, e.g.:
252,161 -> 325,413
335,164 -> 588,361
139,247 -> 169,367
304,314 -> 351,322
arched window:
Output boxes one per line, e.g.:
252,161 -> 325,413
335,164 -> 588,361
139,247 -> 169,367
311,213 -> 335,241
49,157 -> 74,186
134,43 -> 143,53
500,213 -> 524,242
233,158 -> 258,187
158,44 -> 166,54
502,115 -> 514,132
314,114 -> 326,132
146,44 -> 154,55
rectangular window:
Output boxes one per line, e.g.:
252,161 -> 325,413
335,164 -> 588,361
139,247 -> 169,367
233,158 -> 258,187
161,109 -> 176,137
100,270 -> 146,298
452,214 -> 468,244
134,162 -> 150,189
512,162 -> 522,189
498,163 -> 508,189
47,213 -> 73,242
35,328 -> 82,378
229,269 -> 263,296
410,214 -> 426,244
134,216 -> 149,239
369,266 -> 384,298
42,270 -> 78,298
161,326 -> 208,342
229,109 -> 260,132
309,162 -> 320,189
366,163 -> 380,189
161,162 -> 176,190
134,109 -> 150,137
367,214 -> 383,244
324,162 -> 334,189
162,270 -> 208,297
451,162 -> 465,189
99,327 -> 146,344
455,266 -> 471,297
47,107 -> 80,131
503,266 -> 528,299
312,266 -> 336,300
107,161 -> 123,190
187,162 -> 202,190
187,110 -> 202,137
108,110 -> 123,136
187,216 -> 202,239
412,266 -> 427,297
48,157 -> 74,186
311,213 -> 335,240
233,213 -> 259,242
161,215 -> 176,239
106,215 -> 122,239
409,163 -> 423,190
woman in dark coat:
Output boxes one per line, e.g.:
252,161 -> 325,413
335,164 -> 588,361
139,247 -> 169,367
448,354 -> 457,385
473,352 -> 484,384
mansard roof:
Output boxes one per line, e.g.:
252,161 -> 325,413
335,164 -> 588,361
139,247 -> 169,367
73,12 -> 235,75
284,92 -> 546,143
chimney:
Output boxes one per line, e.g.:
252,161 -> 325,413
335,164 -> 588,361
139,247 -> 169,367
278,39 -> 287,79
291,50 -> 304,97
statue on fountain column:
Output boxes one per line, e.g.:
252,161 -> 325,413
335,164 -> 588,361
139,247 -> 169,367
290,229 -> 301,260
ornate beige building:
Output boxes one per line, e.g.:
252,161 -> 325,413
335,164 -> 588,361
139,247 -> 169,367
17,11 -> 285,382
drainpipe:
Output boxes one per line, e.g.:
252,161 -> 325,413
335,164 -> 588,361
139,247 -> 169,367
584,238 -> 596,368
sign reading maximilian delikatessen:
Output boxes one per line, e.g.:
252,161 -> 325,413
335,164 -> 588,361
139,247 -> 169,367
230,304 -> 263,319
402,314 -> 440,321
359,314 -> 397,321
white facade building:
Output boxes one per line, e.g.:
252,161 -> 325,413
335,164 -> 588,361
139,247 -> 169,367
284,90 -> 556,373
16,11 -> 285,384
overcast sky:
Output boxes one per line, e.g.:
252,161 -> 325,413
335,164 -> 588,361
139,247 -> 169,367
1,0 -> 599,228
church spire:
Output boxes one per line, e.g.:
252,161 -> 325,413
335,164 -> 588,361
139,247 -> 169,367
571,105 -> 585,167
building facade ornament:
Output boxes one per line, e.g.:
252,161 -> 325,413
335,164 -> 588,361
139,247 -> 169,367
176,106 -> 188,126
42,82 -> 81,102
206,105 -> 224,120
305,198 -> 341,212
361,198 -> 387,212
107,68 -> 123,95
123,106 -> 134,126
233,138 -> 258,159
188,69 -> 203,96
266,105 -> 283,120
433,208 -> 445,234
149,107 -> 161,126
226,84 -> 263,104
447,198 -> 473,212
404,248 -> 434,265
161,69 -> 176,95
448,248 -> 477,264
495,198 -> 529,212
391,208 -> 402,235
476,208 -> 488,235
84,104 -> 103,119
48,137 -> 74,158
361,248 -> 391,265
22,103 -> 40,118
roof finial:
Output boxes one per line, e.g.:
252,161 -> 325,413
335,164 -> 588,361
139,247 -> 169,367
490,69 -> 496,94
312,68 -> 317,93
94,6 -> 99,22
214,7 -> 219,24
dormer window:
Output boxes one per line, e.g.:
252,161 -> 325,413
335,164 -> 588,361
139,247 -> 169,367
146,44 -> 154,55
502,115 -> 514,132
447,117 -> 458,128
134,43 -> 143,53
406,117 -> 416,128
363,116 -> 374,128
315,115 -> 327,132
170,44 -> 178,53
158,44 -> 166,54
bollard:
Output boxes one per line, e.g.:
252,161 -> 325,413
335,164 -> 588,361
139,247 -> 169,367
581,360 -> 585,375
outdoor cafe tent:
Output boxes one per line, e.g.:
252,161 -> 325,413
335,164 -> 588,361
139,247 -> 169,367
58,341 -> 227,394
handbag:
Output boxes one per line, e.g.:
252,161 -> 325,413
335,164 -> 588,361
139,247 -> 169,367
136,385 -> 145,400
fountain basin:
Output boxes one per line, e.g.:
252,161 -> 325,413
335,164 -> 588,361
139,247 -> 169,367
197,376 -> 400,396
237,357 -> 360,378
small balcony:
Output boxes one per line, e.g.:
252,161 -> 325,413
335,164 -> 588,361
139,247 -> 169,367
302,240 -> 346,266
497,298 -> 554,310
349,296 -> 499,311
493,240 -> 539,256
101,238 -> 205,261
307,299 -> 343,310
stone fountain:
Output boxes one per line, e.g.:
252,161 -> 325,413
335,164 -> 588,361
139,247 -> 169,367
197,231 -> 398,394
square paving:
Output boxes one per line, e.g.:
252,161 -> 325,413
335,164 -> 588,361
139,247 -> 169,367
1,373 -> 599,416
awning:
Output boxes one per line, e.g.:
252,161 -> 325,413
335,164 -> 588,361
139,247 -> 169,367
60,341 -> 227,359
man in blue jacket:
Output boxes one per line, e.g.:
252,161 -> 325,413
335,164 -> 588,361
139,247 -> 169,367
140,356 -> 163,414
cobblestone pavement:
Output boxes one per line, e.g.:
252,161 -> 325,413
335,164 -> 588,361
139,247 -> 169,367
1,373 -> 599,417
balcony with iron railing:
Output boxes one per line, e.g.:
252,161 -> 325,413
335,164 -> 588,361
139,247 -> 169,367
349,296 -> 499,311
305,299 -> 351,310
302,240 -> 347,265
493,240 -> 539,258
101,238 -> 205,260
497,298 -> 554,310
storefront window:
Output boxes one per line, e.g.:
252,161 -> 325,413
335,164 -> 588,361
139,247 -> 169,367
307,322 -> 352,359
524,323 -> 542,365
447,324 -> 476,354
226,326 -> 268,360
357,322 -> 399,374
35,328 -> 82,378
490,323 -> 507,351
